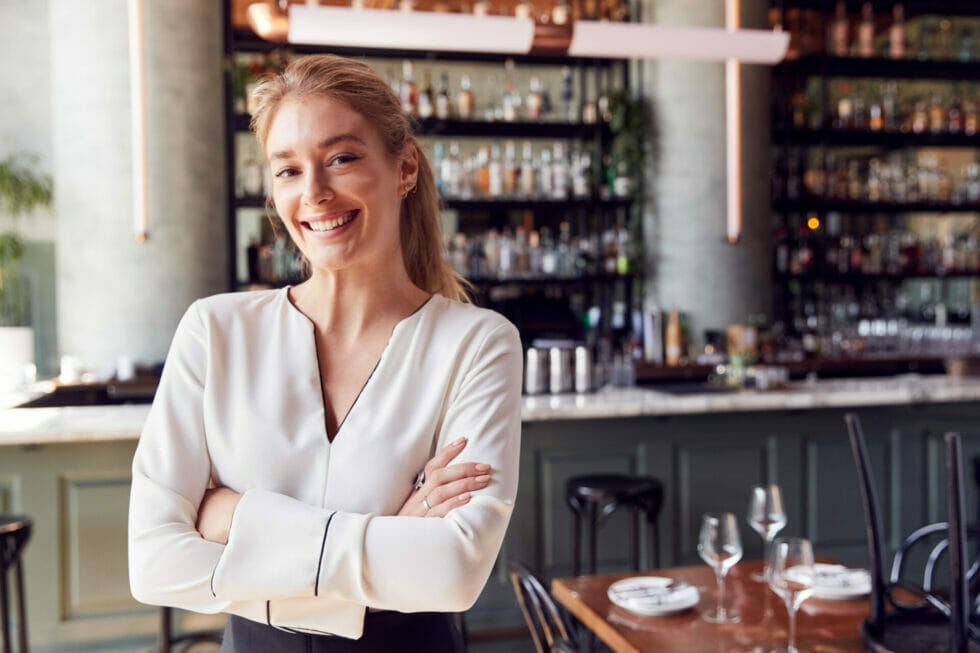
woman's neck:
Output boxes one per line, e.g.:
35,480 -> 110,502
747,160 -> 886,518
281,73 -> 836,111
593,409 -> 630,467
289,262 -> 431,342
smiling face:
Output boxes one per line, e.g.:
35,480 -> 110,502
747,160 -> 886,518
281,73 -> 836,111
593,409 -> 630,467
264,95 -> 418,277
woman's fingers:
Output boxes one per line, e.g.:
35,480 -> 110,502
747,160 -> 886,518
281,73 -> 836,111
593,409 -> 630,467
428,462 -> 491,487
423,436 -> 468,476
425,473 -> 492,508
425,493 -> 473,518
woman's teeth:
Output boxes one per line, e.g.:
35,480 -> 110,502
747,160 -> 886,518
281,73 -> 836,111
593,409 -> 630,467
306,211 -> 357,232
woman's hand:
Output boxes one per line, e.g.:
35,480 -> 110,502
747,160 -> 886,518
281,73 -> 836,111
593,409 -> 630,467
196,487 -> 242,544
398,437 -> 492,518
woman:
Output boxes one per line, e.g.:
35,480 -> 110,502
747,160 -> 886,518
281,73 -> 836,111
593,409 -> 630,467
128,55 -> 522,652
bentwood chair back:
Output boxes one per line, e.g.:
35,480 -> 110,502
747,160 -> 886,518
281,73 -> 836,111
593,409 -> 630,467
846,413 -> 980,652
507,558 -> 578,653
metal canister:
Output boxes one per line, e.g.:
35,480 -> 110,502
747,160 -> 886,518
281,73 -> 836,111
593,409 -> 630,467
524,348 -> 548,395
574,346 -> 594,393
549,347 -> 573,394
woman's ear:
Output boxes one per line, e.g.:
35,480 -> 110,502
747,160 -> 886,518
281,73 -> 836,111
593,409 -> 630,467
399,142 -> 420,190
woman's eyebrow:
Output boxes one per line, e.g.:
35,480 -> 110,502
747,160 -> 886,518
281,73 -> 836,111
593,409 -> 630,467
269,133 -> 367,161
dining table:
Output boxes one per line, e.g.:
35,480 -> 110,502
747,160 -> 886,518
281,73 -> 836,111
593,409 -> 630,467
551,561 -> 870,653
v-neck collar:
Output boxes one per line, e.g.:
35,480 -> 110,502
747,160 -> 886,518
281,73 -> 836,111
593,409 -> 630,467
281,287 -> 436,444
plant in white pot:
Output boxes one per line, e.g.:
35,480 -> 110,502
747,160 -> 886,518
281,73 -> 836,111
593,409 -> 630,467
0,153 -> 53,391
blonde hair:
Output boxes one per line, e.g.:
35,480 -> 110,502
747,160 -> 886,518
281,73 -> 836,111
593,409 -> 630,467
250,54 -> 471,302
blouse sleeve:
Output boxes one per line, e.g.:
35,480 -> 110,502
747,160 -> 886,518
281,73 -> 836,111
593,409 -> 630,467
128,301 -> 265,623
211,319 -> 523,614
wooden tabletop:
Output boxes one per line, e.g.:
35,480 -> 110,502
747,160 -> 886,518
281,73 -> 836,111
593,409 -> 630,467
552,561 -> 869,653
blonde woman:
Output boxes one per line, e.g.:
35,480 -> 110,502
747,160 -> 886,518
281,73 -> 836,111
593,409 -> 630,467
128,55 -> 522,652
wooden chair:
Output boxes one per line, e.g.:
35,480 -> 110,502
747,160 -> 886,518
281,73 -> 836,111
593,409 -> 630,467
507,558 -> 578,653
845,413 -> 980,652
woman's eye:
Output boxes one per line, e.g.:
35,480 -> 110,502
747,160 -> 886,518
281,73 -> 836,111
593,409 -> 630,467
330,154 -> 359,166
274,167 -> 299,178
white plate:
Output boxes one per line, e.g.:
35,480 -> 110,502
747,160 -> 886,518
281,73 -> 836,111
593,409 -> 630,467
811,563 -> 871,600
607,576 -> 700,616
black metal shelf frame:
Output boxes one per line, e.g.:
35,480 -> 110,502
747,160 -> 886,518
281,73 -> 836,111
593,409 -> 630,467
775,199 -> 980,214
776,1 -> 980,17
773,127 -> 980,148
777,55 -> 980,81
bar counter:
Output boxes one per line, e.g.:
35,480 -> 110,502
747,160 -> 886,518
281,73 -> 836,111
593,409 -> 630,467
3,375 -> 980,651
4,374 -> 980,445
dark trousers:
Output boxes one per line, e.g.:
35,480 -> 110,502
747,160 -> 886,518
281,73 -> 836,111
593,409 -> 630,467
220,611 -> 465,653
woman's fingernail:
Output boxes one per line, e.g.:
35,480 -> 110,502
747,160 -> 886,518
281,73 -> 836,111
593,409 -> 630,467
476,475 -> 491,483
453,437 -> 467,446
458,493 -> 471,502
475,463 -> 490,471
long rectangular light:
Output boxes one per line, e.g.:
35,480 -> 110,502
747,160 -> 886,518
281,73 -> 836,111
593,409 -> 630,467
568,21 -> 789,64
288,5 -> 536,54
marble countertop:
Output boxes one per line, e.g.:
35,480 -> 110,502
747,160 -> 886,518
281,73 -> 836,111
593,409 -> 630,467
2,375 -> 980,446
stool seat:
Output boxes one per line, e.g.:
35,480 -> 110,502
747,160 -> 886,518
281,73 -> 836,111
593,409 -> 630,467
568,475 -> 662,503
566,474 -> 664,577
1,514 -> 32,653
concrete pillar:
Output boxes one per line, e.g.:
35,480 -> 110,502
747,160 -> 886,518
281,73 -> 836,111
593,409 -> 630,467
50,0 -> 227,373
639,0 -> 773,348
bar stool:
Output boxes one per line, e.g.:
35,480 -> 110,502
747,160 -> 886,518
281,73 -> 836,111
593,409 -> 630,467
566,475 -> 663,576
1,514 -> 32,653
159,606 -> 222,653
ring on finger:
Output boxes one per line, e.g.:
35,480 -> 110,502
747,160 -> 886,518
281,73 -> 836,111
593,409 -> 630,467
422,496 -> 433,512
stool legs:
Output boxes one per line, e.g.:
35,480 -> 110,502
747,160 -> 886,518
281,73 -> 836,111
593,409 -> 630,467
1,550 -> 10,653
571,499 -> 582,577
631,508 -> 641,572
648,520 -> 660,569
588,501 -> 598,576
160,606 -> 172,653
15,557 -> 27,653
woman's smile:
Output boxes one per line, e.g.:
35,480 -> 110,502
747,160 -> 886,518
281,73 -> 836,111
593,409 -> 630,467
300,208 -> 360,239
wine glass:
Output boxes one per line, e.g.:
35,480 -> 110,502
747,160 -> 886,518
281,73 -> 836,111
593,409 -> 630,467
747,484 -> 787,582
768,537 -> 815,653
698,512 -> 743,624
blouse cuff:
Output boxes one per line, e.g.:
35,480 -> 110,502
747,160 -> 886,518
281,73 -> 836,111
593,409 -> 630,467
210,488 -> 329,601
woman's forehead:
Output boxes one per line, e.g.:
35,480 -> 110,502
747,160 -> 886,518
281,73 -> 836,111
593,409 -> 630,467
266,96 -> 374,149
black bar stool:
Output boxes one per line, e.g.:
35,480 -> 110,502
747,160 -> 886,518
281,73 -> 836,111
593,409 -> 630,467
159,606 -> 222,653
1,514 -> 32,653
566,475 -> 663,576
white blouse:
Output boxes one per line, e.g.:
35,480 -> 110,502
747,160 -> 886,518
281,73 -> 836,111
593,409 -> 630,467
128,288 -> 523,639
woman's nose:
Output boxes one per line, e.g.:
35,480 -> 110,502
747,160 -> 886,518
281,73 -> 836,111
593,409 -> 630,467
302,169 -> 334,205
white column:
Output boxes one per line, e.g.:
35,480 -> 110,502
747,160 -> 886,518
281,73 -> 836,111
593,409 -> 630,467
639,0 -> 773,347
50,0 -> 227,373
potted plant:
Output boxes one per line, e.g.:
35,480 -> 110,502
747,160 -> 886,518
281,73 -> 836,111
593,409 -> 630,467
0,153 -> 52,390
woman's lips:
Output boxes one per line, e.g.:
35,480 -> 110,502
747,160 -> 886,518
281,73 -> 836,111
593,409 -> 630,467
300,209 -> 359,239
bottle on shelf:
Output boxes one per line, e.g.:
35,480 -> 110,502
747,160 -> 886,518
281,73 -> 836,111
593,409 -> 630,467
551,141 -> 569,200
889,3 -> 906,59
418,70 -> 434,119
829,1 -> 849,57
400,60 -> 418,115
436,72 -> 452,120
560,66 -> 576,123
503,141 -> 519,196
857,2 -> 875,58
502,59 -> 520,122
457,74 -> 475,120
520,141 -> 536,197
526,76 -> 544,122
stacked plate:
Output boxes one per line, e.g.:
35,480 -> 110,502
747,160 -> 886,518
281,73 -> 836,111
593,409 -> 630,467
810,563 -> 872,600
607,576 -> 700,616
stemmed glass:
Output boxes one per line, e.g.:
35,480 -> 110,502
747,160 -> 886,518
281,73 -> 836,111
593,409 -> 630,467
698,512 -> 743,624
768,537 -> 815,653
747,484 -> 787,582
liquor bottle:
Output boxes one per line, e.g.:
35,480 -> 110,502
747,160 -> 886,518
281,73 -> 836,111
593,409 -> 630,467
539,147 -> 554,198
503,141 -> 518,196
572,148 -> 591,198
964,95 -> 979,135
484,229 -> 500,273
498,230 -> 514,277
526,76 -> 544,122
949,88 -> 964,133
519,141 -> 536,197
552,0 -> 570,26
665,309 -> 683,367
882,82 -> 898,130
527,229 -> 542,274
488,144 -> 504,197
836,81 -> 853,129
540,228 -> 558,275
502,59 -> 520,122
853,92 -> 867,130
829,1 -> 849,57
436,72 -> 452,120
477,146 -> 491,197
417,70 -> 434,119
869,90 -> 884,131
446,141 -> 462,197
560,66 -> 576,123
457,75 -> 475,120
400,60 -> 418,115
514,226 -> 530,273
433,142 -> 446,194
911,98 -> 928,133
928,92 -> 946,133
514,0 -> 531,18
551,141 -> 569,199
857,2 -> 875,58
889,3 -> 906,59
